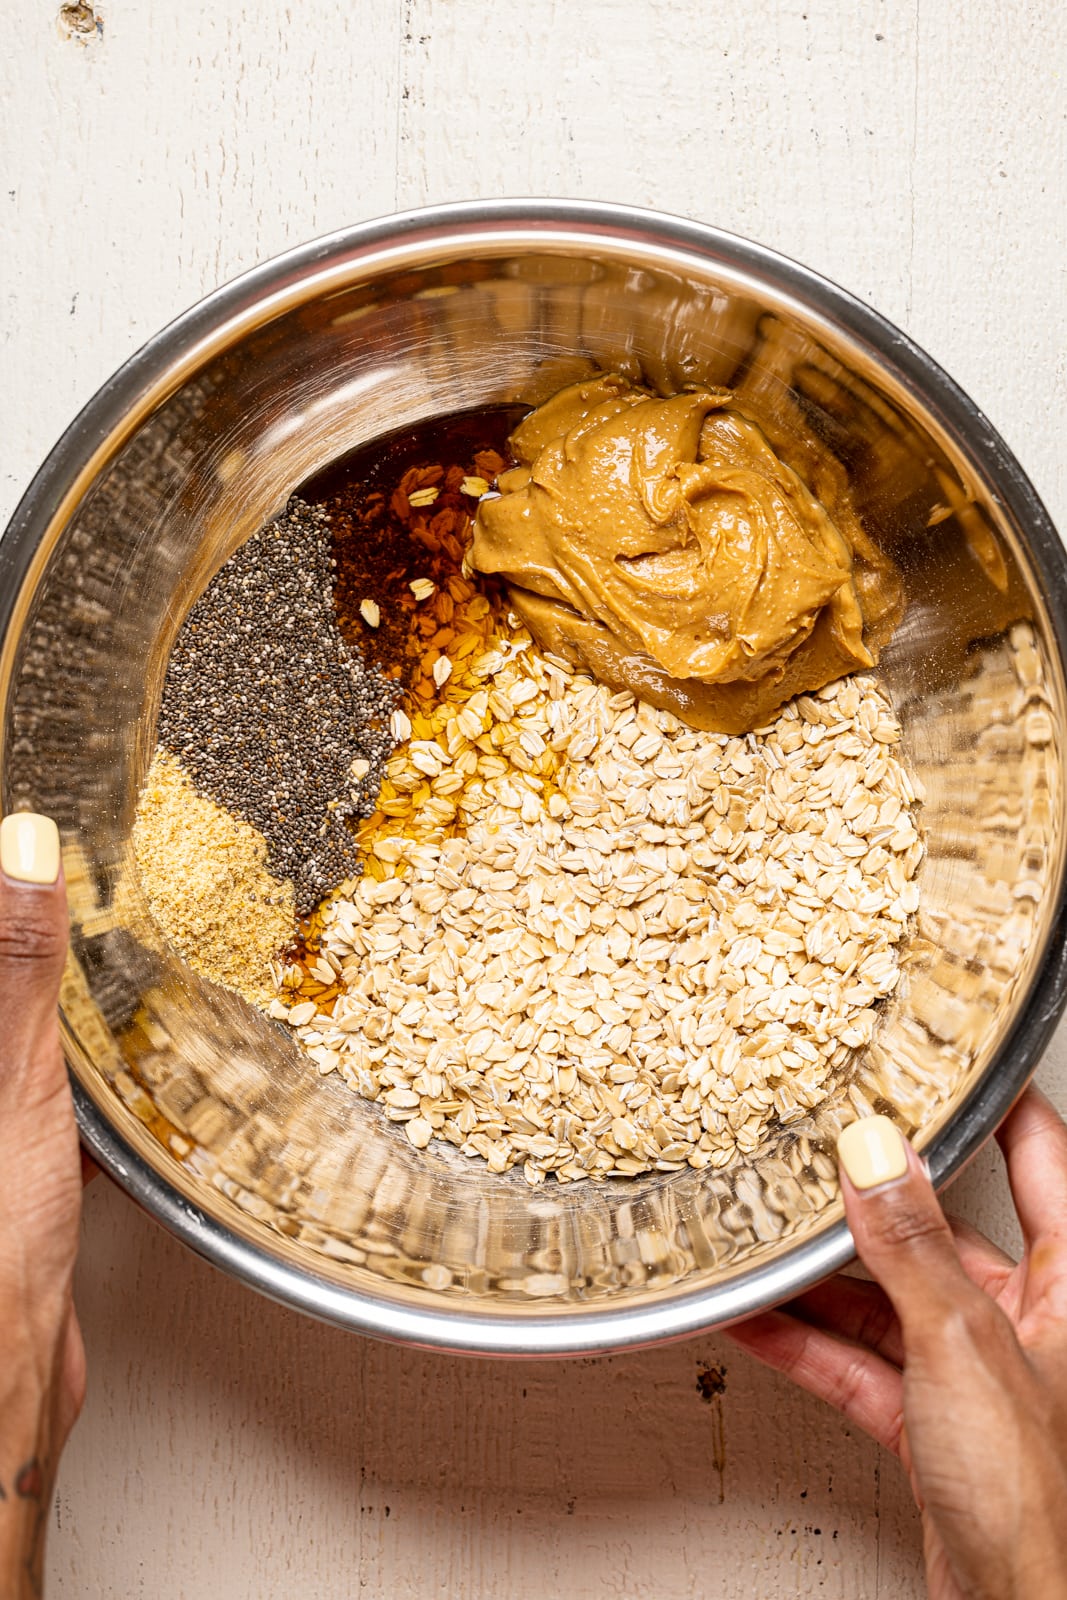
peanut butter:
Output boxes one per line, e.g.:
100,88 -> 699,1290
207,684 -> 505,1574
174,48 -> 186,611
471,374 -> 901,733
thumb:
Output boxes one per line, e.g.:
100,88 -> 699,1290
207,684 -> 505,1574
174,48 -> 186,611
0,813 -> 68,1109
837,1115 -> 983,1343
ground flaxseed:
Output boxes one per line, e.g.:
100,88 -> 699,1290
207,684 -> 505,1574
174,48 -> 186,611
132,751 -> 294,1005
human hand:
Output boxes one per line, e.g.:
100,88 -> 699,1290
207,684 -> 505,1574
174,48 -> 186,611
726,1087 -> 1067,1600
0,815 -> 86,1598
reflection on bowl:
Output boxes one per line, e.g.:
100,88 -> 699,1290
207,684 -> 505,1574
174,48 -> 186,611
2,201 -> 1066,1354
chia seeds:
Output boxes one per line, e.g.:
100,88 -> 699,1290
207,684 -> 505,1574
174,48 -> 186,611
156,497 -> 399,912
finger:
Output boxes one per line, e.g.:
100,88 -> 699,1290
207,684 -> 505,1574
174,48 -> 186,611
996,1085 -> 1067,1247
947,1213 -> 1015,1294
789,1215 -> 1018,1365
724,1309 -> 905,1452
0,813 -> 68,1109
837,1116 -> 985,1342
795,1214 -> 1018,1356
789,1274 -> 905,1368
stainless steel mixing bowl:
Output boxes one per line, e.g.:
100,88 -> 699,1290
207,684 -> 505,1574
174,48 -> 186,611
3,200 -> 1066,1354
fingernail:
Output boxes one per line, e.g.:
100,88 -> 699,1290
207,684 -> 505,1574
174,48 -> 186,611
837,1115 -> 908,1191
0,813 -> 60,885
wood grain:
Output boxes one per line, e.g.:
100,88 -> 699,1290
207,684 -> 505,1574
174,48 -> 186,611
2,0 -> 1065,1593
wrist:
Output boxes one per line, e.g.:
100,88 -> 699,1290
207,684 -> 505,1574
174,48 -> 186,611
1008,1473 -> 1067,1600
0,1311 -> 77,1600
0,1326 -> 55,1425
0,1426 -> 53,1600
0,1364 -> 48,1445
1016,1545 -> 1067,1600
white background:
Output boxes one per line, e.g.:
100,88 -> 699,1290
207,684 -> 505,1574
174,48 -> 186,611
2,2 -> 1065,1594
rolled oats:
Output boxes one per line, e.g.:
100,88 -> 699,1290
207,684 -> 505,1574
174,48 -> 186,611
283,609 -> 923,1184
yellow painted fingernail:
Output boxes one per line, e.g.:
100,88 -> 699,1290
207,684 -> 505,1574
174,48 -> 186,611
837,1115 -> 908,1191
0,813 -> 60,885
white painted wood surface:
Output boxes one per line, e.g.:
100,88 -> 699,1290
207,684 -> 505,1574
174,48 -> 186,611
2,2 -> 1065,1594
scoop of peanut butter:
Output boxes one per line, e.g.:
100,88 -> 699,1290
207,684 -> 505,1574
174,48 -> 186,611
471,374 -> 901,733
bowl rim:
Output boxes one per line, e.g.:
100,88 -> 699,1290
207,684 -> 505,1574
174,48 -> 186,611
5,197 -> 1067,1356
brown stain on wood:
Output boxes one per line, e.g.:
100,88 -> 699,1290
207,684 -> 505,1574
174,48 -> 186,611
696,1364 -> 728,1504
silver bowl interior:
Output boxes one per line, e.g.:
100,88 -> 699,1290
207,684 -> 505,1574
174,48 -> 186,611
3,202 -> 1066,1354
